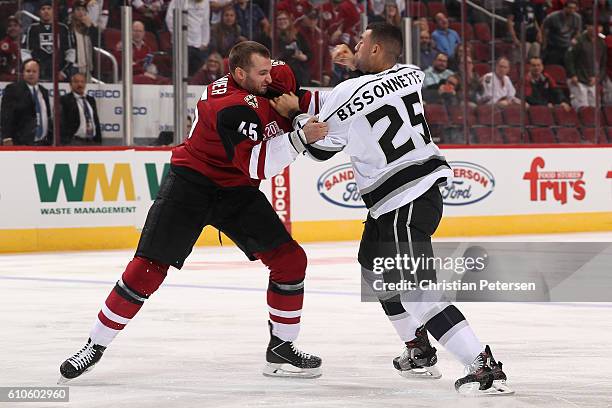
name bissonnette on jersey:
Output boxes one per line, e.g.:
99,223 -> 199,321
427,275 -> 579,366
325,69 -> 425,123
307,64 -> 453,218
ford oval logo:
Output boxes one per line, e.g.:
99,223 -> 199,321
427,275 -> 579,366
442,161 -> 495,206
317,164 -> 366,208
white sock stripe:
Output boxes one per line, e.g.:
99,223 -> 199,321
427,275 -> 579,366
90,317 -> 120,347
270,321 -> 300,342
268,307 -> 302,318
101,303 -> 131,325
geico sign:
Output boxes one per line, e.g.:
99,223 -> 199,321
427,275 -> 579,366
88,89 -> 121,98
114,106 -> 148,115
101,123 -> 121,132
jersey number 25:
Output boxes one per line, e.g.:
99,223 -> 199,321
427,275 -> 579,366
366,92 -> 432,164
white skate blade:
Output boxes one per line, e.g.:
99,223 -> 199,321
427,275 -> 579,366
457,380 -> 515,396
397,365 -> 442,380
263,362 -> 322,379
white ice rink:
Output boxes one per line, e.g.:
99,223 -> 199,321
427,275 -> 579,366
1,233 -> 611,408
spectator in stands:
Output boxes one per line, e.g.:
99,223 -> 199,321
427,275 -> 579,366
189,52 -> 224,85
525,56 -> 571,110
457,55 -> 483,107
507,0 -> 545,59
166,0 -> 210,76
383,0 -> 401,28
277,0 -> 312,20
565,20 -> 607,109
418,30 -> 439,70
479,56 -> 521,107
368,0 -> 404,23
66,0 -> 109,30
210,0 -> 233,25
328,0 -> 363,47
431,73 -> 461,106
22,1 -> 75,81
210,5 -> 247,57
0,16 -> 21,82
423,52 -> 454,89
275,11 -> 311,86
134,62 -> 172,84
296,8 -> 332,86
132,0 -> 164,34
115,21 -> 152,75
413,17 -> 430,34
432,13 -> 460,58
234,0 -> 270,45
60,72 -> 102,145
542,0 -> 582,65
448,42 -> 472,72
70,1 -> 101,81
0,59 -> 52,146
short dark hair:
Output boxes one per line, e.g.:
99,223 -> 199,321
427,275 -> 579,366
228,41 -> 270,73
21,58 -> 40,73
366,22 -> 403,61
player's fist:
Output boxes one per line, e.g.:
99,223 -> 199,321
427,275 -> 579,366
271,92 -> 299,118
302,119 -> 328,144
332,44 -> 356,71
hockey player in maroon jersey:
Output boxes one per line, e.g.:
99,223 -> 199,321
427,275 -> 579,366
58,41 -> 327,382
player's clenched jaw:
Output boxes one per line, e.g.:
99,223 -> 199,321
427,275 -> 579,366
354,30 -> 375,73
241,55 -> 272,95
354,22 -> 404,74
229,41 -> 273,95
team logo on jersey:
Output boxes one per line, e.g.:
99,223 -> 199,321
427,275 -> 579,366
317,163 -> 366,209
264,121 -> 282,140
1,42 -> 8,51
442,162 -> 495,206
39,32 -> 54,54
523,157 -> 585,204
244,94 -> 258,109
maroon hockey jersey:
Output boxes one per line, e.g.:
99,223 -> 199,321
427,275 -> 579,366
171,73 -> 299,187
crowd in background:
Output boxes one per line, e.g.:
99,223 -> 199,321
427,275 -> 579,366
0,0 -> 611,145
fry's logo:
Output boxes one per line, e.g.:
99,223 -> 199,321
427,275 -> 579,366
522,157 -> 585,204
34,163 -> 136,202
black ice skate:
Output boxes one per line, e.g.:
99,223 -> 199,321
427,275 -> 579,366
393,325 -> 441,379
58,338 -> 106,383
454,345 -> 514,396
263,322 -> 322,378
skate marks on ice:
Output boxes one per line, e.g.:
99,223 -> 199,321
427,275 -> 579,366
0,238 -> 611,407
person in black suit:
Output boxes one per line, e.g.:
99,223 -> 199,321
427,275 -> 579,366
0,59 -> 53,146
60,72 -> 102,145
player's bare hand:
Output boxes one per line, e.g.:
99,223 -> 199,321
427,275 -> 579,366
271,92 -> 299,118
332,44 -> 356,70
302,118 -> 328,144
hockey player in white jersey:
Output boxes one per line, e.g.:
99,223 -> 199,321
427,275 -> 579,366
272,23 -> 512,396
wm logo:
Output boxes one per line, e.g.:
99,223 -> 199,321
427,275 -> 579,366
34,163 -> 136,202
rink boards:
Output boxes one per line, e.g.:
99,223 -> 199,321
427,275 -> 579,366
0,145 -> 610,252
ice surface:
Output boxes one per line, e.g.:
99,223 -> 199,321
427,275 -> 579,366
1,233 -> 611,408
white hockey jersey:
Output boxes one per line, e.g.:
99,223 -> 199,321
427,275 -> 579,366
305,64 -> 452,218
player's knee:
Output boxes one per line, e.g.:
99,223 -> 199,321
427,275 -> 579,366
259,240 -> 307,283
121,256 -> 169,298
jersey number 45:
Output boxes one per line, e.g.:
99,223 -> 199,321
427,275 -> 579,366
366,92 -> 432,164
